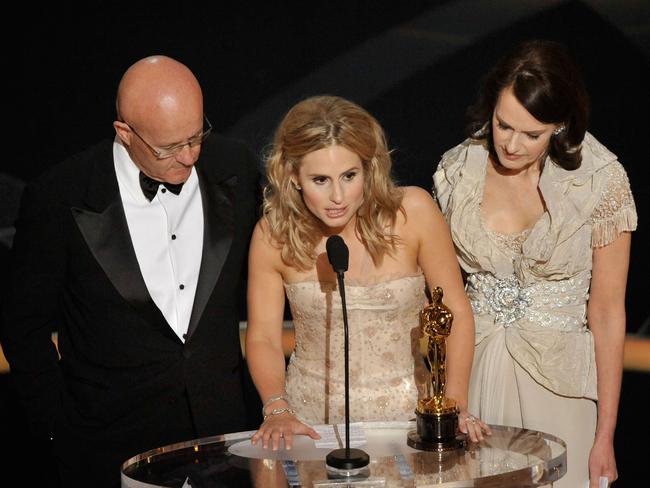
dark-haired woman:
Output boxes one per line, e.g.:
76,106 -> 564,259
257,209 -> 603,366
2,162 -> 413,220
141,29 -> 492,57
433,40 -> 636,487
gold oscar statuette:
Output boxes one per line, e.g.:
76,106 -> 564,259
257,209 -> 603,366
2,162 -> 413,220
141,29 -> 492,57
407,287 -> 465,451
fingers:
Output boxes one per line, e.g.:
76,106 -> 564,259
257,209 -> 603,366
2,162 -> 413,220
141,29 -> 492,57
251,417 -> 319,451
271,430 -> 285,451
252,425 -> 288,450
265,427 -> 288,451
306,426 -> 321,440
459,412 -> 491,443
589,476 -> 610,488
283,423 -> 321,450
590,470 -> 615,487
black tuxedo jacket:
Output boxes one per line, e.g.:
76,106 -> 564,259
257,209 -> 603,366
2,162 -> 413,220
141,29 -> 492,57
1,133 -> 260,481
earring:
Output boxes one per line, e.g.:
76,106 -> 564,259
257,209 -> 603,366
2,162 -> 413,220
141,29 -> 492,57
553,125 -> 566,136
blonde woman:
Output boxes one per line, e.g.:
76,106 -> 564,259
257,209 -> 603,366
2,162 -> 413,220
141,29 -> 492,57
246,95 -> 489,450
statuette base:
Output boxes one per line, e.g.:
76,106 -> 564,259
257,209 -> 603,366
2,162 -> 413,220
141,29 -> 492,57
407,409 -> 465,452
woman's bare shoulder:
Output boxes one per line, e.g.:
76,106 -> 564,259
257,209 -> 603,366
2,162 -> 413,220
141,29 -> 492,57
400,186 -> 438,214
251,218 -> 284,261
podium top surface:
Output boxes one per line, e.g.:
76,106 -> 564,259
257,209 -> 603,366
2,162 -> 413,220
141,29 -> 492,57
121,421 -> 566,487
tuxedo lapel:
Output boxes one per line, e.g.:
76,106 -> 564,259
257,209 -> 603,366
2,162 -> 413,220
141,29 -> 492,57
72,155 -> 170,335
186,172 -> 237,338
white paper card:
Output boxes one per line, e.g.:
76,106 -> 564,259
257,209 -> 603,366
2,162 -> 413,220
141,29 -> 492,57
313,422 -> 367,448
583,476 -> 608,488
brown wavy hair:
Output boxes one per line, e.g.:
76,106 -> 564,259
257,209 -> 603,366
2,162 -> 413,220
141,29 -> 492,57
263,95 -> 403,269
467,39 -> 590,170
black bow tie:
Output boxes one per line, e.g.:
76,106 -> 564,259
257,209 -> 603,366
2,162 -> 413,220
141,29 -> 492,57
139,172 -> 184,201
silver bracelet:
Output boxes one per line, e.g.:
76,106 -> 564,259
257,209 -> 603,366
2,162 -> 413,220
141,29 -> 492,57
263,407 -> 296,421
262,395 -> 289,417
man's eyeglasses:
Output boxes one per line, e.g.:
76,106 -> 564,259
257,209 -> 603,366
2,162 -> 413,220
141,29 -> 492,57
123,115 -> 212,159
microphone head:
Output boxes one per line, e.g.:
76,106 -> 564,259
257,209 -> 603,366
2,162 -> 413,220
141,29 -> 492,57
326,235 -> 349,273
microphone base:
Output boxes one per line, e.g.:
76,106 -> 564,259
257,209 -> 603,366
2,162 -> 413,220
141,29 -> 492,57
325,448 -> 370,475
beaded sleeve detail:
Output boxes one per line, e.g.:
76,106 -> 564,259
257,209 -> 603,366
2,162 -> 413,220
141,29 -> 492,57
589,162 -> 637,248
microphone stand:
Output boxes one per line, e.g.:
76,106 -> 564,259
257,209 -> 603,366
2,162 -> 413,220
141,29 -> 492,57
325,267 -> 370,474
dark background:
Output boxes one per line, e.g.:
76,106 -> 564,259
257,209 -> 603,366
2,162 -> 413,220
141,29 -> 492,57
2,0 -> 648,485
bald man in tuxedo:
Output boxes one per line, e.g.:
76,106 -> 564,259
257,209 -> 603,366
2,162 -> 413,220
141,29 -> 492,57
1,55 -> 261,487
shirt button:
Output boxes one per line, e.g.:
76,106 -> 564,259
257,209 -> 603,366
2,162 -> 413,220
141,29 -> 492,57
171,234 -> 177,240
161,188 -> 167,193
179,284 -> 185,290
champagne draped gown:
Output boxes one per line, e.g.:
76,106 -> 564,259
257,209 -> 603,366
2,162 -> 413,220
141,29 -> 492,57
433,133 -> 637,487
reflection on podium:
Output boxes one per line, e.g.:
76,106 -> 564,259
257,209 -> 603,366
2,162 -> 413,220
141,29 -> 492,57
121,422 -> 566,487
248,459 -> 288,488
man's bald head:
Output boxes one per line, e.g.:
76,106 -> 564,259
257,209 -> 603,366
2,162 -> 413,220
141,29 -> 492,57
116,55 -> 203,135
113,55 -> 206,184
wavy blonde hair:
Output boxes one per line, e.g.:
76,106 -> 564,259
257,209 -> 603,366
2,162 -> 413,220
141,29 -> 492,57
263,95 -> 403,269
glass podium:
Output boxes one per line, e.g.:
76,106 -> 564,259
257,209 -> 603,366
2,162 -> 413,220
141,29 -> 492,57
121,421 -> 566,487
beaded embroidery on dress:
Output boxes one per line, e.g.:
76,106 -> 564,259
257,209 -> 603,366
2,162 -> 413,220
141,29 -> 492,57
284,273 -> 428,425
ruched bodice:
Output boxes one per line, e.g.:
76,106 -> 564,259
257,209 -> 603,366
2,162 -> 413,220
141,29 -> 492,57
284,274 -> 428,424
434,133 -> 637,400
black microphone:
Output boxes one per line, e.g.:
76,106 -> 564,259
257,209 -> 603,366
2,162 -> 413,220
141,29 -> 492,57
325,235 -> 370,475
326,235 -> 349,274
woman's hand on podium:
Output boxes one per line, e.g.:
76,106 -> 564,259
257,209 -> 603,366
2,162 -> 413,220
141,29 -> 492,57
459,410 -> 491,443
251,412 -> 321,451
